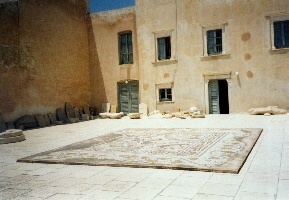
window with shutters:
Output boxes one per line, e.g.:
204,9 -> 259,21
207,29 -> 222,55
157,37 -> 171,60
273,20 -> 289,49
119,32 -> 133,65
153,29 -> 177,64
202,23 -> 229,58
267,14 -> 289,52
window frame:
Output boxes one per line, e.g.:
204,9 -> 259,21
207,29 -> 223,55
157,36 -> 171,61
119,31 -> 133,65
267,14 -> 289,51
159,88 -> 172,102
153,29 -> 176,63
202,23 -> 228,57
156,82 -> 174,103
272,19 -> 289,49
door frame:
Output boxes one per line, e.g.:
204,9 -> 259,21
203,72 -> 232,114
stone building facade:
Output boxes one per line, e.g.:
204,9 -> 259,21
90,0 -> 289,114
1,0 -> 289,121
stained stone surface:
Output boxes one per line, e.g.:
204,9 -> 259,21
18,128 -> 262,173
65,102 -> 76,119
56,108 -> 67,123
48,113 -> 57,124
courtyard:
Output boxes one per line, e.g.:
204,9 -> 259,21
0,114 -> 288,199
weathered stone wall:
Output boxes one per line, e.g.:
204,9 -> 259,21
89,7 -> 139,111
0,0 -> 91,121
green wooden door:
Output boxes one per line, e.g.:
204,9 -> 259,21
208,80 -> 220,114
118,81 -> 139,114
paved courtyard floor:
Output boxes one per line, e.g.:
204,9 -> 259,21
0,114 -> 288,200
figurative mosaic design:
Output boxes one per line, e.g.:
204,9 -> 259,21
18,128 -> 262,173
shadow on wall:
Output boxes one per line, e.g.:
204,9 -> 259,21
87,16 -> 108,112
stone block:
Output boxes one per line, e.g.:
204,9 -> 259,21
65,102 -> 76,119
0,114 -> 6,133
74,107 -> 81,119
139,103 -> 148,115
48,113 -> 57,124
69,118 -> 79,123
0,129 -> 25,144
36,115 -> 46,127
102,103 -> 111,113
15,115 -> 39,130
110,105 -> 117,113
99,113 -> 110,119
109,113 -> 122,119
248,106 -> 287,115
44,115 -> 51,126
56,108 -> 67,123
128,113 -> 141,119
81,114 -> 90,121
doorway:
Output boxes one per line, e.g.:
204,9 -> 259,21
208,80 -> 229,114
117,80 -> 139,114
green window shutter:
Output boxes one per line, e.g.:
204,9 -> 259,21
274,21 -> 283,49
119,32 -> 133,64
284,21 -> 289,47
158,38 -> 166,60
207,29 -> 222,55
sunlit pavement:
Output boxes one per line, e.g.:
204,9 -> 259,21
0,114 -> 288,200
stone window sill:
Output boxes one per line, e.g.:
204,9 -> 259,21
119,64 -> 133,68
157,101 -> 175,105
201,53 -> 231,60
152,59 -> 178,66
269,48 -> 289,54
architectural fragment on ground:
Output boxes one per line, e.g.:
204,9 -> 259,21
0,102 -> 98,131
148,107 -> 205,119
99,112 -> 124,119
128,113 -> 141,119
248,106 -> 287,115
0,129 -> 25,144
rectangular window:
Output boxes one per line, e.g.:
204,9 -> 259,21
207,29 -> 222,55
119,32 -> 133,64
159,88 -> 172,102
157,37 -> 171,60
274,20 -> 289,49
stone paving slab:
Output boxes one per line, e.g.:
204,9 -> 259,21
17,128 -> 262,174
0,115 -> 288,200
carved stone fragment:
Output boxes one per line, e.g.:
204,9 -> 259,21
65,102 -> 76,119
15,115 -> 39,130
